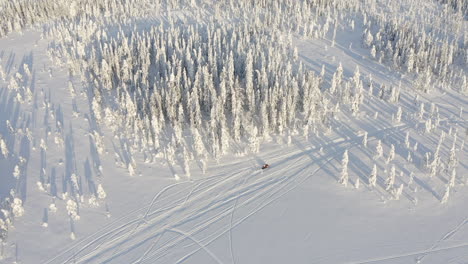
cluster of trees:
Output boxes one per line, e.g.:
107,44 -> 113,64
4,0 -> 465,98
361,0 -> 467,93
1,0 -> 357,39
50,20 -> 335,165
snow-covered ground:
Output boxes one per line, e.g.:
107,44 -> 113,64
0,0 -> 467,263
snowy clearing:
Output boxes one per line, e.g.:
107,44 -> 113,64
0,0 -> 466,263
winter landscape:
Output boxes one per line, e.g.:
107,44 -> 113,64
0,0 -> 467,263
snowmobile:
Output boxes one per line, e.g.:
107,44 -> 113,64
261,164 -> 270,169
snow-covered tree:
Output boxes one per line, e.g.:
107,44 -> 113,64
0,136 -> 8,158
404,131 -> 410,149
375,140 -> 383,159
386,144 -> 395,164
392,184 -> 404,200
441,184 -> 450,204
385,165 -> 396,190
362,131 -> 368,148
369,164 -> 377,187
395,106 -> 402,123
338,150 -> 349,187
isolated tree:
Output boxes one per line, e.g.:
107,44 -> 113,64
385,165 -> 396,190
395,106 -> 402,123
363,30 -> 374,48
441,184 -> 450,204
339,150 -> 349,187
362,131 -> 368,148
449,168 -> 456,188
375,140 -> 383,159
447,136 -> 458,172
369,164 -> 377,187
404,131 -> 410,149
0,136 -> 8,158
392,184 -> 404,200
386,144 -> 395,164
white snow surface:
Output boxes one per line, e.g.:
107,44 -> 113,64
0,1 -> 467,264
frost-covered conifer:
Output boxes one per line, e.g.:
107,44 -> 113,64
362,131 -> 368,148
0,136 -> 8,158
184,158 -> 190,178
13,165 -> 20,179
392,184 -> 404,200
363,30 -> 374,48
369,164 -> 377,187
339,150 -> 349,187
425,118 -> 432,134
385,165 -> 396,190
449,168 -> 456,188
447,136 -> 458,172
386,144 -> 395,164
395,106 -> 402,123
66,199 -> 79,221
418,103 -> 425,120
330,63 -> 343,94
375,140 -> 383,159
354,178 -> 360,189
405,131 -> 410,149
441,185 -> 450,204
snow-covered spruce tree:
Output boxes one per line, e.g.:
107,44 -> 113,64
386,144 -> 395,164
362,7 -> 466,92
51,19 -> 335,162
362,131 -> 368,148
330,63 -> 343,95
338,150 -> 349,187
449,168 -> 457,188
404,131 -> 410,149
394,184 -> 404,200
375,140 -> 383,159
441,184 -> 450,204
369,164 -> 377,187
0,136 -> 8,158
395,106 -> 402,123
447,134 -> 458,172
385,165 -> 396,191
418,102 -> 425,120
430,132 -> 445,178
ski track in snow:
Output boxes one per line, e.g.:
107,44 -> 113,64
346,242 -> 468,264
415,216 -> 468,263
41,123 -> 408,264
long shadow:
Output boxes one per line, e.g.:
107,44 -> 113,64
50,167 -> 57,197
84,159 -> 96,195
64,124 -> 77,196
413,176 -> 442,201
40,149 -> 47,185
5,52 -> 15,74
89,135 -> 102,176
348,150 -> 371,184
0,157 -> 18,201
18,135 -> 30,201
55,105 -> 64,133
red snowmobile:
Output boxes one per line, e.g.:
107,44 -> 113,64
261,164 -> 270,169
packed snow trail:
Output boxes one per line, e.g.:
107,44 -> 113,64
42,123 -> 408,264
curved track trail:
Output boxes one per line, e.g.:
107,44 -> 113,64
43,124 -> 408,264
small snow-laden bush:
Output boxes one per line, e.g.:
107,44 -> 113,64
52,19 -> 331,160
